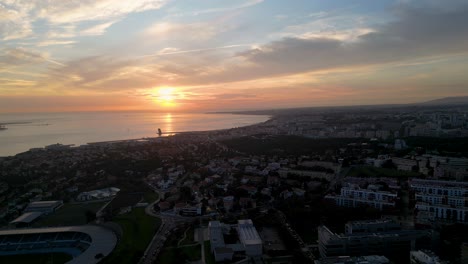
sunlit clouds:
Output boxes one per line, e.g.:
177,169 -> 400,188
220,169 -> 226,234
1,0 -> 468,112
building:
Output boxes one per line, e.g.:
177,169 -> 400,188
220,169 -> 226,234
0,225 -> 117,264
175,203 -> 202,216
238,219 -> 263,257
314,255 -> 390,264
345,219 -> 401,234
223,196 -> 234,211
9,212 -> 43,228
461,243 -> 468,264
325,184 -> 397,210
209,221 -> 233,262
318,220 -> 433,260
208,219 -> 262,262
23,200 -> 63,215
392,157 -> 417,171
410,250 -> 448,264
76,187 -> 120,201
411,179 -> 468,223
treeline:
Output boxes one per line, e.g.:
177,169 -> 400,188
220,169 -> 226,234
221,135 -> 363,155
405,137 -> 468,156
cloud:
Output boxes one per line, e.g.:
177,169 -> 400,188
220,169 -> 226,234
142,44 -> 251,58
37,40 -> 76,47
0,48 -> 64,68
215,93 -> 257,100
36,0 -> 168,24
0,2 -> 34,40
80,20 -> 118,36
167,0 -> 264,17
0,0 -> 168,40
143,22 -> 219,41
188,3 -> 468,84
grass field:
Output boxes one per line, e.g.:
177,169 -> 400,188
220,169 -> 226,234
157,244 -> 201,264
178,226 -> 195,246
143,191 -> 159,203
204,241 -> 216,264
101,208 -> 161,264
33,201 -> 107,227
0,252 -> 72,264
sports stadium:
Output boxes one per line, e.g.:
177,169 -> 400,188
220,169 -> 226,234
0,225 -> 117,264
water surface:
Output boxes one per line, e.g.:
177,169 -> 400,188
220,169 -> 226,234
0,112 -> 269,156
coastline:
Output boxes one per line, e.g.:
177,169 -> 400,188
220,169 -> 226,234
67,114 -> 274,145
0,113 -> 273,157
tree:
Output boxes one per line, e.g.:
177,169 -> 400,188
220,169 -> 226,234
85,210 -> 97,223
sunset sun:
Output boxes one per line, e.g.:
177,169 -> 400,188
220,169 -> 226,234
154,87 -> 177,107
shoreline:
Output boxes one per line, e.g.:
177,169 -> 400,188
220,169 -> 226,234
71,115 -> 275,145
0,113 -> 273,158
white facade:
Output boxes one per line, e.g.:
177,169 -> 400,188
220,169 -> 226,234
325,185 -> 397,210
411,179 -> 468,223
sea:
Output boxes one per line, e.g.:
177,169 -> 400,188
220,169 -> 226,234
0,112 -> 270,157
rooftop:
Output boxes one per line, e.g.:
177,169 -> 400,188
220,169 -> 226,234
27,200 -> 62,208
237,219 -> 262,246
10,212 -> 43,224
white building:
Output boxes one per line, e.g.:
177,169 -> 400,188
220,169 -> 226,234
325,184 -> 397,210
209,221 -> 234,262
411,179 -> 468,223
237,219 -> 263,257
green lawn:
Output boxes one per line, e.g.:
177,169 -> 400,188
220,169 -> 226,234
0,253 -> 72,264
157,244 -> 201,264
143,191 -> 159,203
179,227 -> 195,246
204,241 -> 216,264
33,202 -> 107,227
101,208 -> 161,264
346,166 -> 422,178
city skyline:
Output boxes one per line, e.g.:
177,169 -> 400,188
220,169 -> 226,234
1,0 -> 468,113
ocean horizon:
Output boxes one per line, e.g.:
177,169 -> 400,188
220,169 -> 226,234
0,111 -> 270,157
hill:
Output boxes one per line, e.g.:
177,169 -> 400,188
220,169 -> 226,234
418,96 -> 468,106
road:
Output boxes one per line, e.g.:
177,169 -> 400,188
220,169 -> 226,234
275,209 -> 315,263
139,184 -> 199,264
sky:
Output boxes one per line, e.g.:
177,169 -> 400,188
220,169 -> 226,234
1,0 -> 468,113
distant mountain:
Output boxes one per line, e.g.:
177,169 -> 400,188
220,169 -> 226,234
418,96 -> 468,106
